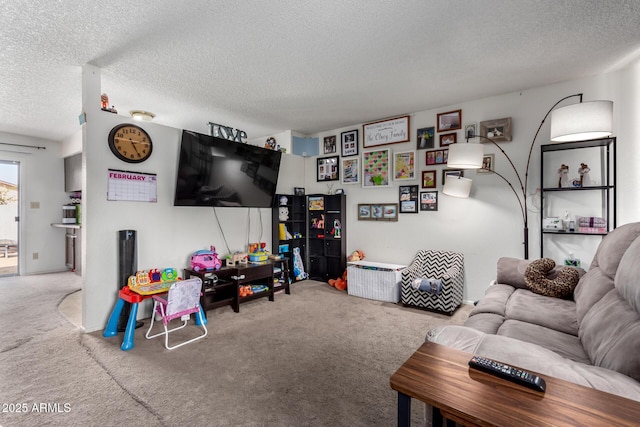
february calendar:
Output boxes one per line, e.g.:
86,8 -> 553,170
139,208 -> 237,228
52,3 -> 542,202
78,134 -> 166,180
107,169 -> 157,202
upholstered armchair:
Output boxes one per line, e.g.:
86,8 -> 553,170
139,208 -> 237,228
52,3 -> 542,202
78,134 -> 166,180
400,250 -> 464,315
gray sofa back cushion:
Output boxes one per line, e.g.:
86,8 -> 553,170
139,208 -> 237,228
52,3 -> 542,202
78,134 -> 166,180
615,233 -> 640,312
589,222 -> 640,279
574,268 -> 615,324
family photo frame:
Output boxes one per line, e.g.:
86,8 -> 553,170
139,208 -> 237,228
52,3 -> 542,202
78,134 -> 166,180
363,115 -> 410,148
316,156 -> 339,182
357,203 -> 398,221
341,130 -> 359,157
437,109 -> 462,132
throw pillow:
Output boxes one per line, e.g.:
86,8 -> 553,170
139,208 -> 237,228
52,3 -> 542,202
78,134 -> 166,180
524,258 -> 580,299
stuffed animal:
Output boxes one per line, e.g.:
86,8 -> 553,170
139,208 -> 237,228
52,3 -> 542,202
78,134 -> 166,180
347,250 -> 365,262
279,206 -> 289,221
328,270 -> 347,291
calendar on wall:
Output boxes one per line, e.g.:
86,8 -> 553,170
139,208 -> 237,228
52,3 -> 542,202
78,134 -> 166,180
107,169 -> 157,202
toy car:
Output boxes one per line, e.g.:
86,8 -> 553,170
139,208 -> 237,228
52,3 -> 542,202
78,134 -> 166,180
190,246 -> 222,271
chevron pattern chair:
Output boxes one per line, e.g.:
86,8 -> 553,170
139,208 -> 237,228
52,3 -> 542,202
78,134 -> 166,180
400,250 -> 464,315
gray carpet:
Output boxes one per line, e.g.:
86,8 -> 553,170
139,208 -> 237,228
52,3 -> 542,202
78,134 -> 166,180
0,273 -> 471,426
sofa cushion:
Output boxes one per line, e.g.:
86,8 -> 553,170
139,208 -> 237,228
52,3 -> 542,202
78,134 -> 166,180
524,258 -> 580,299
615,232 -> 640,312
579,289 -> 640,381
468,284 -> 514,317
589,222 -> 640,279
573,268 -> 615,324
496,319 -> 589,363
504,289 -> 578,336
463,312 -> 505,334
427,325 -> 640,402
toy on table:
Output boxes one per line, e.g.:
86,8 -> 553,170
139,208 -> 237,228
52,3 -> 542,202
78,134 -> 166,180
127,267 -> 182,295
293,247 -> 307,281
190,246 -> 222,271
248,242 -> 269,263
226,251 -> 248,267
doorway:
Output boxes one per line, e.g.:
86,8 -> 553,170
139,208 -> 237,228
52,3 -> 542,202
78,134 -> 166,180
0,161 -> 19,276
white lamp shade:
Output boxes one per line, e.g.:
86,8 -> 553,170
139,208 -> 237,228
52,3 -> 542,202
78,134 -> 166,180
446,143 -> 484,169
550,100 -> 613,142
442,176 -> 472,198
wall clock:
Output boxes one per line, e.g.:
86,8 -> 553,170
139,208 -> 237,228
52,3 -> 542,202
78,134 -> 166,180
108,123 -> 153,163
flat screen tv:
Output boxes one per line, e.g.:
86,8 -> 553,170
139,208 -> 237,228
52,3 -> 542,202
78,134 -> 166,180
174,130 -> 282,208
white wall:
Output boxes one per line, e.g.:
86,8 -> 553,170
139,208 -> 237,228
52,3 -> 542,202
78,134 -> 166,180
302,68 -> 640,303
72,61 -> 640,331
0,132 -> 68,274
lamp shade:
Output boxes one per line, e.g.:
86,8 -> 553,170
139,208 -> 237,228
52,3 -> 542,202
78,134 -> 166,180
550,100 -> 613,142
446,143 -> 484,169
442,176 -> 472,198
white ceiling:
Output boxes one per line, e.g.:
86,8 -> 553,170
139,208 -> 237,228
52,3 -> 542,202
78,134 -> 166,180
2,1 -> 640,143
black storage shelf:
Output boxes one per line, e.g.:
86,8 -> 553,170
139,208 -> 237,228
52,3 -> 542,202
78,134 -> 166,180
540,137 -> 616,259
305,194 -> 347,282
272,194 -> 308,283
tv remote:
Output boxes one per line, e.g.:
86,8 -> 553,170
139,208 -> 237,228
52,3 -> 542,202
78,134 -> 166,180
468,355 -> 546,393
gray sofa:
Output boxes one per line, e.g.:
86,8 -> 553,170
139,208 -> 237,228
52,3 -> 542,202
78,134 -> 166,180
428,222 -> 640,402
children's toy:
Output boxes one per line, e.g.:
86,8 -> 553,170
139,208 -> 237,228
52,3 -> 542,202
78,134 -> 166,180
279,206 -> 289,221
292,247 -> 307,281
128,267 -> 182,295
190,246 -> 223,271
149,269 -> 163,283
328,270 -> 347,291
311,214 -> 324,229
331,219 -> 342,238
226,251 -> 248,267
279,195 -> 288,206
239,285 -> 253,297
347,249 -> 365,262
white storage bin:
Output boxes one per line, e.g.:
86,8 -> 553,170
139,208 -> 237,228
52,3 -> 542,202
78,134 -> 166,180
347,261 -> 406,303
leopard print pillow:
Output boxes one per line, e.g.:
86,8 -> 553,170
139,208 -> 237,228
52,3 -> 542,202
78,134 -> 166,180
524,258 -> 580,299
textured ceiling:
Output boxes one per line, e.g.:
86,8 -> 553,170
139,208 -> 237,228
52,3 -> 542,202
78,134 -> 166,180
2,0 -> 640,143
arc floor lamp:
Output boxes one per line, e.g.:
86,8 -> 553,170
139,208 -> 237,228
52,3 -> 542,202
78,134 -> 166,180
443,94 -> 613,259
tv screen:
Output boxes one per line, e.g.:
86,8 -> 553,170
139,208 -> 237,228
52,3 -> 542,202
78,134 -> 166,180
174,130 -> 282,208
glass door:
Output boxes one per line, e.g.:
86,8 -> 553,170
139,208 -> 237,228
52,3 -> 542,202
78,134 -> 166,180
0,161 -> 19,276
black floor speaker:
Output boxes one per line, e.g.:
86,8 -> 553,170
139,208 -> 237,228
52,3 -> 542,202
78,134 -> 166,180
117,229 -> 143,331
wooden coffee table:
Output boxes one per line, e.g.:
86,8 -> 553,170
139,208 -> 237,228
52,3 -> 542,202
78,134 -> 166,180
390,341 -> 640,426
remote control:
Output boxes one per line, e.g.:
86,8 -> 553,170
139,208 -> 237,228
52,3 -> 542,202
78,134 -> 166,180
468,355 -> 546,392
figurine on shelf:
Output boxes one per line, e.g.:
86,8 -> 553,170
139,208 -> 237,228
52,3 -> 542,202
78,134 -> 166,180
578,162 -> 591,187
331,219 -> 342,239
558,164 -> 570,188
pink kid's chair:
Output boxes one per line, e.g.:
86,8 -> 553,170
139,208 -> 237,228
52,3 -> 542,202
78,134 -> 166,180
145,278 -> 208,350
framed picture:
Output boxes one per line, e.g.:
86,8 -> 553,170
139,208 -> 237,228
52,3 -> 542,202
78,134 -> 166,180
439,133 -> 457,147
437,109 -> 462,132
294,187 -> 305,196
393,150 -> 416,181
480,117 -> 512,142
399,185 -> 419,214
317,156 -> 339,182
357,204 -> 398,221
442,169 -> 464,183
420,191 -> 438,211
422,170 -> 436,188
342,157 -> 360,184
324,135 -> 337,154
363,115 -> 410,148
416,126 -> 435,150
341,130 -> 359,157
425,149 -> 448,165
464,122 -> 478,140
362,148 -> 390,188
477,154 -> 495,174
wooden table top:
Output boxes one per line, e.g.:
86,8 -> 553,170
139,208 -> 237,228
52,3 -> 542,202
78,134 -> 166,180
390,341 -> 640,427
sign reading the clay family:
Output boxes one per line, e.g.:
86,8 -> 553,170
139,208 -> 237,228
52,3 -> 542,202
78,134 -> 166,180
208,121 -> 248,143
363,115 -> 410,148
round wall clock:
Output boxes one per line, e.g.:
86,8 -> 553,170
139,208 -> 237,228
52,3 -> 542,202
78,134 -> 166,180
108,123 -> 153,163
